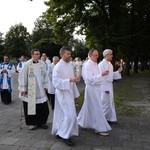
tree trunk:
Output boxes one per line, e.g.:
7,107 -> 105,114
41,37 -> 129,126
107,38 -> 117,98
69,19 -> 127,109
124,58 -> 131,76
133,57 -> 138,73
140,61 -> 145,71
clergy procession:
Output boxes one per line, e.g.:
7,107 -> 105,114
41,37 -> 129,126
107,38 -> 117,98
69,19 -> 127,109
0,46 -> 123,147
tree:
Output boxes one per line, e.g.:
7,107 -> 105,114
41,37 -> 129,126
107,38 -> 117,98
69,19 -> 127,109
4,23 -> 30,58
72,39 -> 89,60
44,0 -> 150,75
0,32 -> 4,60
31,17 -> 62,59
121,0 -> 150,74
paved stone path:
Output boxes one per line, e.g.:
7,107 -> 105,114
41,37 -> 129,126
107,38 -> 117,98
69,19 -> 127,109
0,73 -> 150,150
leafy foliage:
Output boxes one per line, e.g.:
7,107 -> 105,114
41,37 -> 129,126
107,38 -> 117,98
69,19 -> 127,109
1,0 -> 150,72
31,17 -> 62,59
44,0 -> 150,74
72,39 -> 89,59
4,23 -> 30,58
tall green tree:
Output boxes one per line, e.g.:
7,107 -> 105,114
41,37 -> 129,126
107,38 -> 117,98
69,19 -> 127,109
31,17 -> 62,59
44,0 -> 150,75
72,39 -> 89,60
120,0 -> 150,74
4,23 -> 30,58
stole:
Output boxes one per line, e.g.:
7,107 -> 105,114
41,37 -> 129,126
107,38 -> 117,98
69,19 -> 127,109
27,65 -> 36,115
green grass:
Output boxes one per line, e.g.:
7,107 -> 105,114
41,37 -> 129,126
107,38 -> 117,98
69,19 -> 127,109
114,80 -> 142,116
76,81 -> 142,116
76,70 -> 150,116
114,85 -> 141,116
75,91 -> 84,112
114,81 -> 140,103
130,70 -> 150,77
76,88 -> 141,116
116,105 -> 141,116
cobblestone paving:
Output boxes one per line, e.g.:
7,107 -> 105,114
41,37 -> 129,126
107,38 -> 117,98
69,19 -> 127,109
0,73 -> 150,150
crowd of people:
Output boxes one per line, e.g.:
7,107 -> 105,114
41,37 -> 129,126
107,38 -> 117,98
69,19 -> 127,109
0,46 -> 123,146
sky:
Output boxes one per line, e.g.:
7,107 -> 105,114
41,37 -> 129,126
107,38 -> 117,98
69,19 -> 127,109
0,0 -> 85,40
0,0 -> 47,35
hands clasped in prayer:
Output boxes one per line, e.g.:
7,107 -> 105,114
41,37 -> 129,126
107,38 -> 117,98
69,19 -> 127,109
70,76 -> 80,83
21,91 -> 27,96
102,70 -> 109,76
2,69 -> 8,73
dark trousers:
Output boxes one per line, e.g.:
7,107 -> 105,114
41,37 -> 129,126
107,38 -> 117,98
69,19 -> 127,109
50,94 -> 55,110
23,101 -> 49,126
47,93 -> 55,110
46,92 -> 51,101
0,89 -> 11,104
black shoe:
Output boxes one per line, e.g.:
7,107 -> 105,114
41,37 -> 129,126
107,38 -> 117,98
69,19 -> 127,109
108,121 -> 117,125
3,101 -> 11,105
62,138 -> 74,146
38,124 -> 48,129
56,135 -> 62,139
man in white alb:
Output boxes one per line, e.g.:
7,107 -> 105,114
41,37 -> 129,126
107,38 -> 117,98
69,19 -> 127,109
42,53 -> 51,65
48,56 -> 59,110
77,49 -> 111,136
98,49 -> 122,123
51,46 -> 80,146
0,55 -> 15,104
17,55 -> 26,73
18,49 -> 49,130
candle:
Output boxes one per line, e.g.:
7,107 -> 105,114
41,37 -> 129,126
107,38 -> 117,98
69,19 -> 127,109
120,59 -> 123,67
75,66 -> 81,78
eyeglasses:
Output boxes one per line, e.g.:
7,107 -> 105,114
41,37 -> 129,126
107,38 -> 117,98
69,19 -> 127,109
34,53 -> 40,55
92,54 -> 99,57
